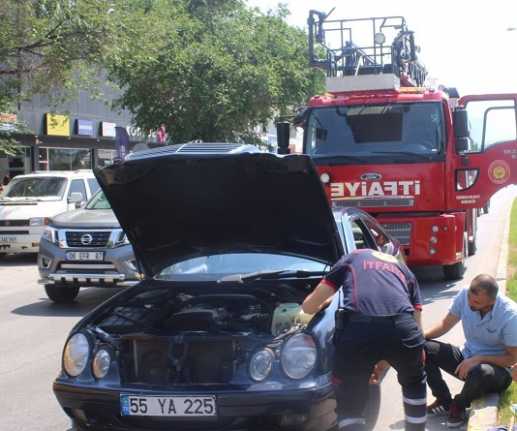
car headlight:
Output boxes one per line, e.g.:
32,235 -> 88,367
92,349 -> 111,379
63,333 -> 90,377
280,333 -> 317,379
30,217 -> 49,226
249,348 -> 274,381
42,226 -> 57,243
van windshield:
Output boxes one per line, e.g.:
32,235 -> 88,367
4,177 -> 67,199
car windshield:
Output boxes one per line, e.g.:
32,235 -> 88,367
4,176 -> 67,198
305,102 -> 444,158
156,253 -> 327,279
86,191 -> 111,209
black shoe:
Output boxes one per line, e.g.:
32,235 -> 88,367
446,401 -> 466,428
427,399 -> 449,415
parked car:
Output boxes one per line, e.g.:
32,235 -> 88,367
53,148 -> 400,431
38,190 -> 139,303
0,170 -> 98,256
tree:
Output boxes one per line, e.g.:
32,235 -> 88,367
108,0 -> 324,143
0,0 -> 129,150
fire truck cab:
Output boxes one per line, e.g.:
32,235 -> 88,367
278,11 -> 517,280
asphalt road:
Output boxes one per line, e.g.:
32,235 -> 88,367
0,186 -> 515,431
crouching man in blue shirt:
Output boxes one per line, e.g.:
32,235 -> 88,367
424,274 -> 517,428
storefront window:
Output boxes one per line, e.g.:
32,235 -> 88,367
95,149 -> 116,168
38,147 -> 92,171
0,146 -> 31,180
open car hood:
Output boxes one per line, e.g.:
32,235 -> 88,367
95,151 -> 343,277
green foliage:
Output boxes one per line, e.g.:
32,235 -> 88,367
108,0 -> 325,143
0,0 -> 127,112
499,199 -> 517,426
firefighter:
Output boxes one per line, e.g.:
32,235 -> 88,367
302,249 -> 426,431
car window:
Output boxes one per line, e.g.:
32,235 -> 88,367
363,219 -> 390,250
86,191 -> 111,209
4,176 -> 67,198
68,179 -> 87,201
88,178 -> 100,195
350,219 -> 376,250
157,253 -> 327,277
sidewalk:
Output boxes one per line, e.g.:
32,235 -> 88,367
466,206 -> 512,431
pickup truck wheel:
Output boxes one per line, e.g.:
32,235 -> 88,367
45,284 -> 79,303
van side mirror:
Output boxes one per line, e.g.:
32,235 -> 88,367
68,192 -> 84,205
276,121 -> 291,155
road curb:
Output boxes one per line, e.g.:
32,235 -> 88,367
467,202 -> 513,430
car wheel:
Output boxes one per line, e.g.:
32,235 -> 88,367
44,284 -> 79,303
364,383 -> 381,430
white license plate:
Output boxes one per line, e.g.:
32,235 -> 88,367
66,251 -> 104,261
0,235 -> 17,243
120,395 -> 217,417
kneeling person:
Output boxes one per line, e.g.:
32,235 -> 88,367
424,274 -> 517,428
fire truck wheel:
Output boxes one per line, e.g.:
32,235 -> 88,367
443,234 -> 467,280
44,284 -> 80,303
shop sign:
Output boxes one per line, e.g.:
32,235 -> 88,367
76,119 -> 95,137
101,121 -> 116,138
0,113 -> 18,132
46,113 -> 70,136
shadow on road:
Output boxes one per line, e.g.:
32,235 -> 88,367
11,287 -> 123,317
0,253 -> 37,266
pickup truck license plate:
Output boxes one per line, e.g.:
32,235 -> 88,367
66,251 -> 104,261
120,395 -> 216,417
0,235 -> 17,243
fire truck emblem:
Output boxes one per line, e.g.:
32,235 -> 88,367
330,180 -> 421,198
360,172 -> 382,181
488,160 -> 510,185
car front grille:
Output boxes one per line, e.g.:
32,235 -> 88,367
0,219 -> 29,227
65,231 -> 111,248
120,336 -> 236,387
381,222 -> 412,245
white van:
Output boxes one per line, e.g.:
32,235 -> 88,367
0,170 -> 99,256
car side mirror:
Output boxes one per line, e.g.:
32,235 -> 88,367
68,192 -> 84,205
276,121 -> 291,155
453,108 -> 470,139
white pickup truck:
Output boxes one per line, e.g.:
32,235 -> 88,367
0,170 -> 99,256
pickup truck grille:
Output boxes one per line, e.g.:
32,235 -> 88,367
0,220 -> 29,227
381,222 -> 412,245
65,231 -> 111,248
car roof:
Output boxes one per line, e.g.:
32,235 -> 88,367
11,170 -> 94,179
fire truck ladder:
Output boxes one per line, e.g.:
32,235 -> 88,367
308,10 -> 427,87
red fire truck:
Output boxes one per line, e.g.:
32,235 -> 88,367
277,11 -> 517,280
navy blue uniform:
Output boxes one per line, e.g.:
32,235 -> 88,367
325,249 -> 426,431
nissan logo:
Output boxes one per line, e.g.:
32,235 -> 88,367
80,234 -> 93,245
360,172 -> 382,181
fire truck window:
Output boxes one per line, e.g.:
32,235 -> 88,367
465,100 -> 516,151
305,103 -> 444,158
484,107 -> 517,149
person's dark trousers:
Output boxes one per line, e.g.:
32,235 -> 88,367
333,313 -> 427,431
424,340 -> 513,409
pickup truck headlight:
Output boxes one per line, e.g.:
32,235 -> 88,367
63,333 -> 90,377
113,229 -> 130,247
30,217 -> 49,226
280,333 -> 317,379
42,226 -> 58,244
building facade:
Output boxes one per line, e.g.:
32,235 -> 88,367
0,81 -> 143,180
